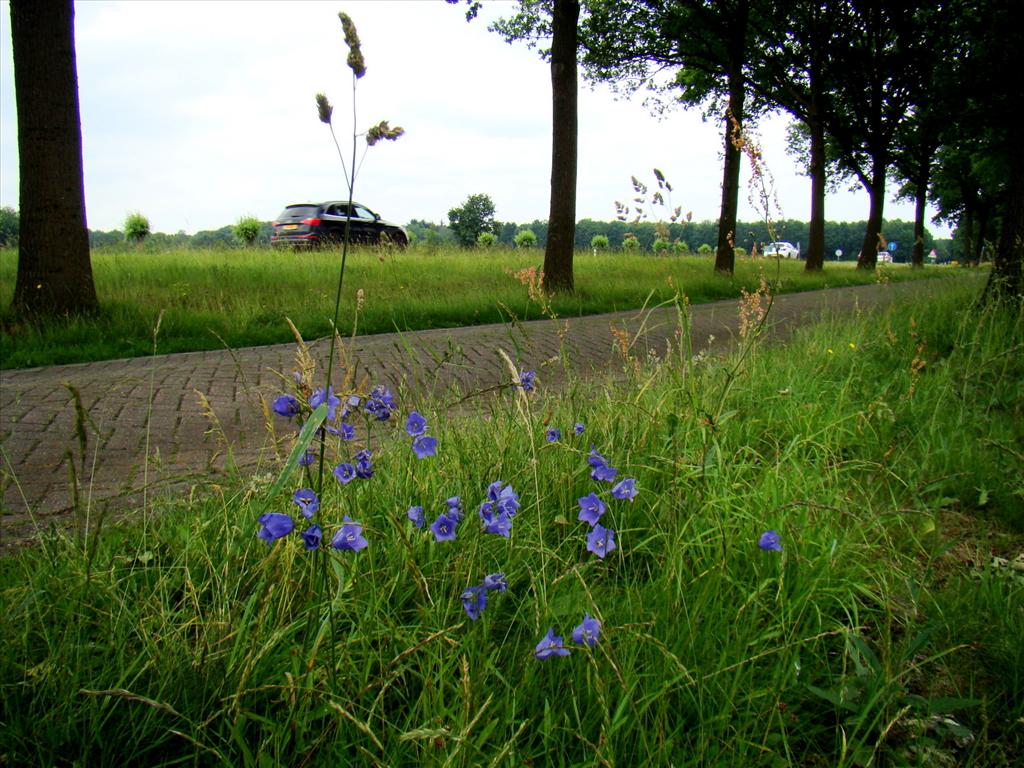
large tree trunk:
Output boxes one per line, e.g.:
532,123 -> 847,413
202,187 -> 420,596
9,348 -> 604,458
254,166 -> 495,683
856,161 -> 886,270
714,69 -> 744,275
974,204 -> 991,265
802,29 -> 826,272
960,205 -> 974,266
911,175 -> 927,268
541,0 -> 579,295
10,0 -> 97,316
985,144 -> 1023,299
804,109 -> 826,271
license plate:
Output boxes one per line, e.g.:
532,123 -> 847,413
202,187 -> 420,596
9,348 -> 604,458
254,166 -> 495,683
283,224 -> 298,230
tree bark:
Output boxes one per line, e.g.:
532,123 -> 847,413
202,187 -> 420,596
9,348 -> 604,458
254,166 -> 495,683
712,0 -> 750,276
911,175 -> 927,268
714,69 -> 744,275
960,205 -> 974,266
984,144 -> 1024,299
856,161 -> 886,270
804,106 -> 826,271
11,0 -> 97,316
974,204 -> 991,265
541,0 -> 579,294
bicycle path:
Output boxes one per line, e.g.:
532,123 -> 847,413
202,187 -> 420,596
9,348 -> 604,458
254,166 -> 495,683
0,280 -> 943,549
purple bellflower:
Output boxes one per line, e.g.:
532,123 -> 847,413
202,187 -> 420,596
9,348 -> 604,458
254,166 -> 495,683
483,572 -> 508,591
430,513 -> 458,542
272,394 -> 300,418
405,411 -> 427,437
310,386 -> 340,421
407,505 -> 425,528
759,530 -> 783,552
333,462 -> 356,485
354,449 -> 373,479
577,492 -> 606,526
571,613 -> 601,646
331,516 -> 368,551
412,434 -> 437,459
460,586 -> 488,620
292,488 -> 319,519
611,478 -> 638,501
364,384 -> 395,421
535,628 -> 570,659
483,511 -> 513,537
587,447 -> 618,482
257,512 -> 294,543
586,524 -> 617,558
489,482 -> 520,517
301,524 -> 323,551
446,504 -> 464,525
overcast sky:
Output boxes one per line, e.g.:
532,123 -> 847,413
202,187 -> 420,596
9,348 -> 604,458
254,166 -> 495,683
0,0 -> 950,239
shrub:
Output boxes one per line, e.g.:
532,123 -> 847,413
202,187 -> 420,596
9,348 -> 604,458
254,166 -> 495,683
622,234 -> 640,252
514,229 -> 537,248
652,237 -> 670,255
735,246 -> 747,257
124,212 -> 150,245
477,231 -> 497,248
697,243 -> 713,255
590,234 -> 609,251
673,240 -> 689,255
234,215 -> 261,246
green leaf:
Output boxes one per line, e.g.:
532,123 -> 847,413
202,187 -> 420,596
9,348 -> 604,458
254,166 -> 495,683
806,684 -> 841,707
702,440 -> 720,477
849,633 -> 882,676
926,697 -> 981,715
903,625 -> 936,660
262,403 -> 327,513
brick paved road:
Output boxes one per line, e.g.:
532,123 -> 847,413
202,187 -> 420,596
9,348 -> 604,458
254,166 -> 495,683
0,281 -> 941,548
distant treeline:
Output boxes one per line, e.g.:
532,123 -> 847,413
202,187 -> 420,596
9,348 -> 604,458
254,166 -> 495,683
72,217 -> 953,263
407,218 -> 954,263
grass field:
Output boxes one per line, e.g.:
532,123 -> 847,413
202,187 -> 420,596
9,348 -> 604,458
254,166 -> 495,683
0,245 -> 958,368
1,276 -> 1020,766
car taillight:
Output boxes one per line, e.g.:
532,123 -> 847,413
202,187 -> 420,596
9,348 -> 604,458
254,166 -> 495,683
301,217 -> 321,226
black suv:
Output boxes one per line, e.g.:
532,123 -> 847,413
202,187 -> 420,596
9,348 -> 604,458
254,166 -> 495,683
270,202 -> 409,248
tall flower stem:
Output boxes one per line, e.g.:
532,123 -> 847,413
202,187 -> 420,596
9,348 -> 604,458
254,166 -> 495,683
316,72 -> 358,495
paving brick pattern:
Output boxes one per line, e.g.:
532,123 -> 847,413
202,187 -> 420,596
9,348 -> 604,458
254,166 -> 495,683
0,282 -> 931,548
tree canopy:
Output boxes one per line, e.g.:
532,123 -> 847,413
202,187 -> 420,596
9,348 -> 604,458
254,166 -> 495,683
447,193 -> 497,247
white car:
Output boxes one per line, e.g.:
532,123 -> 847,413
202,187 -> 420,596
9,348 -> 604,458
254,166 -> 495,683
763,241 -> 800,259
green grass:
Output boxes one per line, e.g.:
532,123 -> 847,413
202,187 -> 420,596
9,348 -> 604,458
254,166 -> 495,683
0,245 -> 958,368
1,275 -> 1020,766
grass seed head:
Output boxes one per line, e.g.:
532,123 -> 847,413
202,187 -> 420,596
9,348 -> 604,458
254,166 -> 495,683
315,92 -> 333,125
366,120 -> 405,146
338,13 -> 366,78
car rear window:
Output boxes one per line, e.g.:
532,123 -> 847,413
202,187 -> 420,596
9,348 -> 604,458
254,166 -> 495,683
276,205 -> 320,220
